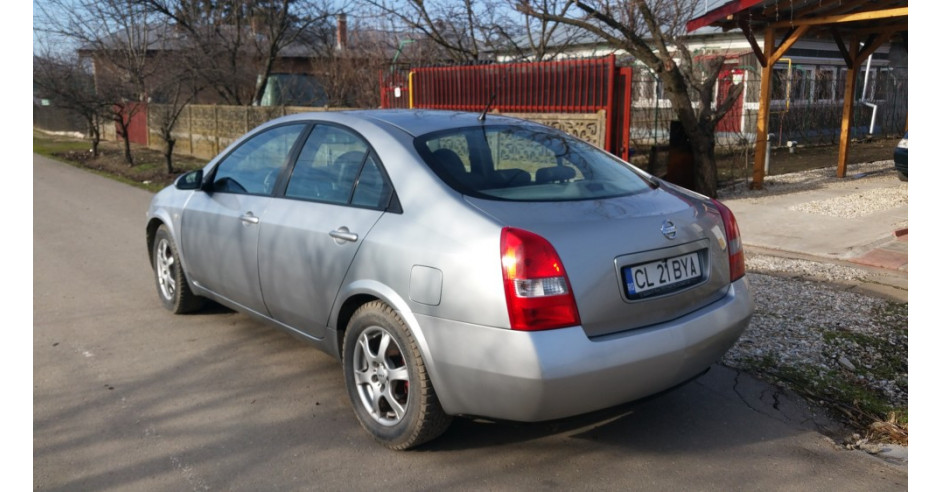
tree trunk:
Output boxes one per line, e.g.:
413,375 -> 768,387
86,119 -> 100,158
117,120 -> 134,166
252,54 -> 277,106
689,130 -> 718,198
90,132 -> 100,158
164,137 -> 175,174
123,136 -> 134,166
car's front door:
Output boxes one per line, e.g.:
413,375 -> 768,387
181,123 -> 308,315
258,124 -> 393,339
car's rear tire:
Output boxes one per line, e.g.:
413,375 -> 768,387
152,224 -> 203,314
342,301 -> 452,450
897,170 -> 908,182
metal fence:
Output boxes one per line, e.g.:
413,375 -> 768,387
628,69 -> 908,154
408,56 -> 613,113
33,105 -> 87,136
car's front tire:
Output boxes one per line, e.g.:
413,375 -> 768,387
343,301 -> 452,450
152,224 -> 203,314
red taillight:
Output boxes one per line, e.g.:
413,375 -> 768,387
712,199 -> 745,282
500,227 -> 581,331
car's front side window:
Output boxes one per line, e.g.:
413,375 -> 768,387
211,124 -> 307,195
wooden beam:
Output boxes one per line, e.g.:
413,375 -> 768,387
768,24 -> 809,66
738,17 -> 767,67
844,21 -> 909,37
858,30 -> 897,60
752,28 -> 775,189
799,0 -> 874,18
769,7 -> 908,29
831,28 -> 852,66
837,38 -> 861,178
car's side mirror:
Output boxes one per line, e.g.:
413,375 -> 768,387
175,170 -> 204,190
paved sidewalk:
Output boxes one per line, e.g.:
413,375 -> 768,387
718,161 -> 908,274
850,227 -> 908,271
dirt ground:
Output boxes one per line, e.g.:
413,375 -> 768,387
42,137 -> 209,193
38,132 -> 902,194
633,136 -> 900,190
716,137 -> 899,184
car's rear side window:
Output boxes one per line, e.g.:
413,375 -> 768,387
415,126 -> 652,201
285,124 -> 391,209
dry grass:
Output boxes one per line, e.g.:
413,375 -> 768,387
34,130 -> 208,193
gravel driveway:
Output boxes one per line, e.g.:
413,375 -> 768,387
716,161 -> 908,455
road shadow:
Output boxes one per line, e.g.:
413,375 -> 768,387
421,364 -> 847,453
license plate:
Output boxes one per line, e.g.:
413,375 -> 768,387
624,251 -> 703,298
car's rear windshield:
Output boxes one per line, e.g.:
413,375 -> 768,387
414,125 -> 653,201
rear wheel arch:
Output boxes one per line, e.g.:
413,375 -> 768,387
146,218 -> 165,266
335,294 -> 379,357
332,289 -> 443,400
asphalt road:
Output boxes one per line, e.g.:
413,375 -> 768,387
33,153 -> 907,491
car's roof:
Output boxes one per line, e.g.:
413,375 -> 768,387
315,109 -> 540,137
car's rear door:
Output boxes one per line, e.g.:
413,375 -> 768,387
258,124 -> 393,339
181,123 -> 309,315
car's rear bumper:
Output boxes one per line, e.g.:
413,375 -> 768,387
418,277 -> 754,422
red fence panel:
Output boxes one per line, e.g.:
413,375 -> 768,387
409,56 -> 614,113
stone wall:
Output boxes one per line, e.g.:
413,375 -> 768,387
498,111 -> 606,149
147,105 -> 608,160
147,105 -> 351,160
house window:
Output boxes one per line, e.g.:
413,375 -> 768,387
857,68 -> 877,100
872,69 -> 892,101
837,68 -> 849,100
814,67 -> 836,102
839,67 -> 890,101
632,70 -> 663,102
771,66 -> 812,103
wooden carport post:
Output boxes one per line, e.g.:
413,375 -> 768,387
836,38 -> 860,178
835,30 -> 896,177
751,28 -> 774,190
751,25 -> 808,189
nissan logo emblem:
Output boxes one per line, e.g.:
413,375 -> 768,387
661,220 -> 677,240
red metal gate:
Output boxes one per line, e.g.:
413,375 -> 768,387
115,102 -> 149,145
380,71 -> 410,109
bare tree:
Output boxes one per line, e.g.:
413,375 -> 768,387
149,60 -> 202,173
361,0 -> 490,63
359,0 -> 575,64
517,0 -> 745,197
33,54 -> 109,157
135,0 -> 342,106
490,0 -> 577,61
296,15 -> 391,107
36,0 -> 166,165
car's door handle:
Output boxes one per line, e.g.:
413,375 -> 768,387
329,228 -> 359,242
240,212 -> 260,225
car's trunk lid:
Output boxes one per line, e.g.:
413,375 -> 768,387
465,186 -> 733,337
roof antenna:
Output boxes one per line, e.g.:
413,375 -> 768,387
480,71 -> 507,122
479,89 -> 497,122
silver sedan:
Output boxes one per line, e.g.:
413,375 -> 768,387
146,109 -> 754,449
